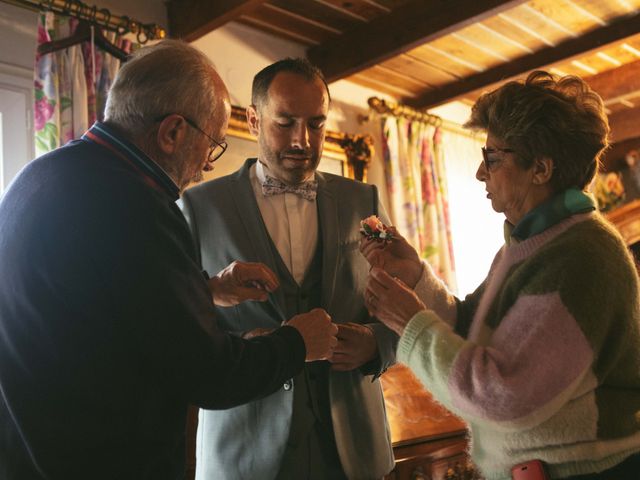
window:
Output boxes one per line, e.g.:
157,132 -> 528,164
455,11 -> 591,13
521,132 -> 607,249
0,65 -> 34,194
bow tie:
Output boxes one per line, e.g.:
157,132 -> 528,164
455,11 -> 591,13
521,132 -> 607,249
261,175 -> 318,201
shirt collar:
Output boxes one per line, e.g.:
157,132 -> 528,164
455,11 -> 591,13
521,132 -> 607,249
255,159 -> 268,185
505,188 -> 596,244
255,159 -> 316,187
82,122 -> 180,200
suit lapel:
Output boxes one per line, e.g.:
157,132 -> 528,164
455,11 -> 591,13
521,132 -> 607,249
229,159 -> 287,321
316,172 -> 339,313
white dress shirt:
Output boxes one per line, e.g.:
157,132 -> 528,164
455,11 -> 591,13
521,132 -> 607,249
251,161 -> 319,285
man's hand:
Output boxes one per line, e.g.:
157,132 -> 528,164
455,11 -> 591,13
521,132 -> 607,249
365,267 -> 426,336
209,261 -> 279,307
328,322 -> 378,371
285,308 -> 338,362
360,226 -> 423,288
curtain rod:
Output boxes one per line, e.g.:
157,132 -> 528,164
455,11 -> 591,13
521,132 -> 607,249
367,97 -> 442,126
3,0 -> 166,44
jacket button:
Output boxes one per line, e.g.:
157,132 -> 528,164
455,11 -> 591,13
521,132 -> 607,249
283,379 -> 293,391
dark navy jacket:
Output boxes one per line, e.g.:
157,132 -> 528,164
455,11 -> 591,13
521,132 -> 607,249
0,123 -> 305,480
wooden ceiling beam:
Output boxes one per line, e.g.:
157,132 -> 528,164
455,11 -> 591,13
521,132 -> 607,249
167,0 -> 268,42
609,105 -> 640,145
410,11 -> 640,109
307,0 -> 527,83
601,136 -> 640,171
585,59 -> 640,102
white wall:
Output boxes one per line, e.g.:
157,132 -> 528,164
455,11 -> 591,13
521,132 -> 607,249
0,2 -> 38,70
191,22 -> 305,107
0,65 -> 34,194
0,3 -> 37,193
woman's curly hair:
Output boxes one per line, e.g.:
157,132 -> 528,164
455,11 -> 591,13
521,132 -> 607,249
465,71 -> 610,191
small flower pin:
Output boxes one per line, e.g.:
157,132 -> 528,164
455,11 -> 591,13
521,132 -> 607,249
360,215 -> 394,242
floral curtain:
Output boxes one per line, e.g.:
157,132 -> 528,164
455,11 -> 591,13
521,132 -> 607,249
381,116 -> 456,290
34,12 -> 133,156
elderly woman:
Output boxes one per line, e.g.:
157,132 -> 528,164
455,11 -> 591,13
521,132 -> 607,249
362,71 -> 640,480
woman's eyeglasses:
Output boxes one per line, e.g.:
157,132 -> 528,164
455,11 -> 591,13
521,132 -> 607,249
481,146 -> 514,172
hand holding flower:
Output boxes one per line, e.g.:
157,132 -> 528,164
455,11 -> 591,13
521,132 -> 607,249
360,225 -> 423,288
360,215 -> 394,242
365,267 -> 426,336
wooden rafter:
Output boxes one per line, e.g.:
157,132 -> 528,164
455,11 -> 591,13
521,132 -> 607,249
307,0 -> 527,82
167,0 -> 267,41
609,105 -> 640,144
585,59 -> 640,104
409,11 -> 640,109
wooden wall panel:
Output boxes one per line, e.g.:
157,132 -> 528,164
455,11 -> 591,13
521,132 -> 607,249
609,105 -> 640,144
527,0 -> 604,36
349,73 -> 416,99
315,0 -> 389,20
499,4 -> 571,46
585,58 -> 640,101
428,35 -> 509,70
367,65 -> 431,94
453,24 -> 525,61
480,16 -> 551,52
409,44 -> 481,78
170,0 -> 640,113
380,54 -> 460,88
575,0 -> 639,20
240,4 -> 336,44
271,0 -> 360,33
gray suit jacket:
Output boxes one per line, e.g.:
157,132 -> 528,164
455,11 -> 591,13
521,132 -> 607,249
179,159 -> 396,480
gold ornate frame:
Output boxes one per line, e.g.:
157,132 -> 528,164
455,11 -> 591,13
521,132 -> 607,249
228,105 -> 373,182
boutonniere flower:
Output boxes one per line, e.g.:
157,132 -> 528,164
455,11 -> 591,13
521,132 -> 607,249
360,215 -> 394,242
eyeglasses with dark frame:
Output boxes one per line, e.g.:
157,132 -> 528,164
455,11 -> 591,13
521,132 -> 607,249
481,146 -> 515,172
156,114 -> 227,163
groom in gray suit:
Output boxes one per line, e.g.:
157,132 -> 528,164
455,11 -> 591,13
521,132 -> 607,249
180,58 -> 396,480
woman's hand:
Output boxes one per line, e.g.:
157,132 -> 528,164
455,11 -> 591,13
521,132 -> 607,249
365,267 -> 426,336
360,226 -> 423,288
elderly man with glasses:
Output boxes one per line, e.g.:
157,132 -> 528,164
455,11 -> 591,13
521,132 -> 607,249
0,40 -> 338,480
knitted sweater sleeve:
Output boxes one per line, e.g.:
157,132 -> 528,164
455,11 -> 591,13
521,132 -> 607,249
413,260 -> 486,337
413,260 -> 458,327
397,219 -> 640,432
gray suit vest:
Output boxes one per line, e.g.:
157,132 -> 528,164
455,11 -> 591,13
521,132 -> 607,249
265,223 -> 346,479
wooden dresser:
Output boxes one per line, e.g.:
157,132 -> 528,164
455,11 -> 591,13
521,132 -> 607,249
605,199 -> 640,270
381,364 -> 479,480
606,199 -> 640,245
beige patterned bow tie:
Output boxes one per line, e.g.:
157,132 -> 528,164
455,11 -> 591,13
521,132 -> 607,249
261,175 -> 318,201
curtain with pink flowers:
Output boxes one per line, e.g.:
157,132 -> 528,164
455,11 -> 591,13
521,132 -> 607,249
380,116 -> 456,290
34,12 -> 133,156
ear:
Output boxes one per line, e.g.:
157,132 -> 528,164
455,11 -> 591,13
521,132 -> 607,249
246,105 -> 260,137
156,114 -> 189,155
532,157 -> 554,185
